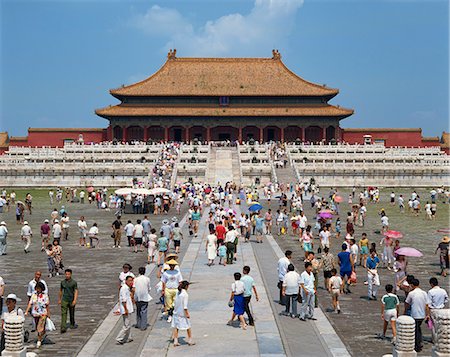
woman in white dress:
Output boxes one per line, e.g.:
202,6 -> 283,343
172,281 -> 195,346
205,225 -> 217,266
147,228 -> 157,264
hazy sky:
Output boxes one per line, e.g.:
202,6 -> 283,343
1,0 -> 448,136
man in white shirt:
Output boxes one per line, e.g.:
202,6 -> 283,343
277,250 -> 292,305
225,226 -> 239,265
134,267 -> 152,330
21,221 -> 32,253
88,223 -> 99,248
282,264 -> 300,317
0,221 -> 8,256
404,279 -> 430,352
427,277 -> 449,343
61,213 -> 70,241
78,216 -> 88,247
298,212 -> 307,235
299,262 -> 316,321
116,275 -> 134,345
53,219 -> 62,243
319,226 -> 330,249
27,271 -> 48,299
124,220 -> 134,247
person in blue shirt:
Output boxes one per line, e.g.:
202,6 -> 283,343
241,266 -> 259,326
366,249 -> 381,300
337,244 -> 354,294
254,213 -> 265,243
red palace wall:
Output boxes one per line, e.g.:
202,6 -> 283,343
342,129 -> 426,147
9,129 -> 106,147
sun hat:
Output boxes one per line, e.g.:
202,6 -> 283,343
171,216 -> 178,222
0,221 -> 6,226
54,219 -> 59,223
23,221 -> 28,225
166,259 -> 178,266
6,293 -> 21,302
162,219 -> 169,225
44,219 -> 49,223
442,236 -> 450,243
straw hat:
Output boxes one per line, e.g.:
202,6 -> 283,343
166,259 -> 178,266
166,253 -> 178,261
442,236 -> 450,243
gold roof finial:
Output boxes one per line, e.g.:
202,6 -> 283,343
167,49 -> 177,60
272,49 -> 281,60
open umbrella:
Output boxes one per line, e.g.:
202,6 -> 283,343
115,188 -> 133,196
86,186 -> 94,193
437,228 -> 450,234
150,187 -> 171,195
334,195 -> 344,203
319,211 -> 333,219
132,188 -> 152,195
395,247 -> 423,257
384,230 -> 403,239
249,202 -> 263,212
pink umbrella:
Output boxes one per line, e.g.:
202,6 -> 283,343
395,247 -> 423,257
86,186 -> 94,193
437,228 -> 450,234
384,230 -> 403,239
319,212 -> 333,219
334,195 -> 344,203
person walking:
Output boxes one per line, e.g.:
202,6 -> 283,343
404,279 -> 430,352
116,275 -> 134,345
61,212 -> 70,241
77,216 -> 87,247
337,244 -> 354,294
225,225 -> 239,265
161,259 -> 183,323
112,216 -> 123,248
241,266 -> 259,326
0,221 -> 7,256
1,293 -> 24,352
147,228 -> 157,264
435,236 -> 449,277
328,268 -> 343,314
366,249 -> 381,300
228,272 -> 247,330
88,223 -> 99,248
40,219 -> 51,252
21,221 -> 32,253
25,282 -> 49,348
299,262 -> 316,321
134,267 -> 152,331
282,264 -> 300,318
320,247 -> 335,290
171,281 -> 195,346
380,284 -> 399,342
277,250 -> 292,305
52,219 -> 62,244
427,277 -> 449,343
206,225 -> 217,266
58,269 -> 78,333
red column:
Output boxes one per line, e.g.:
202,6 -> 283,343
259,127 -> 264,142
164,127 -> 169,142
143,126 -> 148,141
322,126 -> 327,142
185,127 -> 190,142
301,127 -> 305,141
238,127 -> 242,143
206,127 -> 211,142
280,127 -> 285,142
122,126 -> 127,142
106,125 -> 113,141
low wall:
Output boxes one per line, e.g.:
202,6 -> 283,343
0,174 -> 139,187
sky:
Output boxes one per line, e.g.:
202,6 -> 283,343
0,0 -> 448,136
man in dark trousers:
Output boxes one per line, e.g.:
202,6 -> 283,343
59,269 -> 78,333
241,266 -> 259,326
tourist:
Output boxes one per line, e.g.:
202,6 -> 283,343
337,243 -> 353,294
424,201 -> 432,220
112,216 -> 123,248
299,262 -> 316,321
320,247 -> 335,290
134,267 -> 152,331
133,219 -> 144,253
206,224 -> 217,266
27,271 -> 48,302
53,240 -> 63,274
124,220 -> 134,248
40,219 -> 50,251
254,212 -> 265,243
404,279 -> 430,352
398,194 -> 405,213
59,269 -> 78,333
366,249 -> 381,300
1,293 -> 24,352
50,208 -> 59,224
142,216 -> 152,240
45,244 -> 56,277
79,190 -> 85,204
264,209 -> 273,234
241,266 -> 259,326
157,231 -> 169,266
0,277 -> 4,315
380,235 -> 394,270
393,255 -> 407,292
218,242 -> 227,265
380,284 -> 399,342
191,207 -> 201,237
319,225 -> 330,250
227,272 -> 247,330
427,277 -> 449,343
301,225 -> 313,260
435,236 -> 449,277
277,250 -> 292,305
282,264 -> 300,318
49,189 -> 54,204
349,239 -> 359,270
328,268 -> 343,314
52,219 -> 62,244
61,212 -> 70,241
172,280 -> 195,346
25,282 -> 49,348
225,225 -> 239,265
116,275 -> 134,345
0,221 -> 7,256
161,259 -> 183,323
172,222 -> 183,254
21,221 -> 32,254
77,216 -> 87,247
359,233 -> 369,267
335,217 -> 341,239
88,223 -> 99,248
147,228 -> 157,264
346,212 -> 354,236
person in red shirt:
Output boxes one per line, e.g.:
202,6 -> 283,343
216,222 -> 226,245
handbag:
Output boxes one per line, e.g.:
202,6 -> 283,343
349,271 -> 357,284
45,317 -> 56,332
228,300 -> 234,308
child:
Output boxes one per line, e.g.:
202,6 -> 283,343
328,268 -> 343,313
218,242 -> 227,266
45,244 -> 56,277
381,284 -> 400,343
335,217 -> 341,239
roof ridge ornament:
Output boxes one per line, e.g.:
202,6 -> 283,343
272,49 -> 281,60
167,49 -> 177,60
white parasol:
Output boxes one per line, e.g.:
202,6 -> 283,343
114,188 -> 133,196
